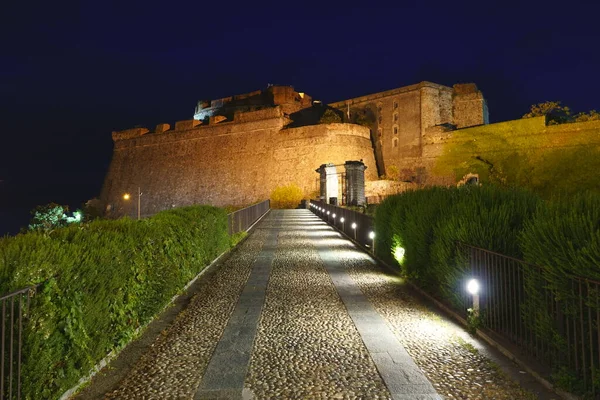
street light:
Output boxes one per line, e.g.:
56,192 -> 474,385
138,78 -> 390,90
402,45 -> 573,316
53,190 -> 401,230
340,217 -> 345,232
369,231 -> 375,254
351,222 -> 357,240
327,210 -> 330,222
123,187 -> 142,220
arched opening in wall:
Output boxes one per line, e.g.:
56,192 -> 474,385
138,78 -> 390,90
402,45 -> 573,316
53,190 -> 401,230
393,125 -> 398,135
392,138 -> 398,148
378,127 -> 383,137
393,112 -> 398,122
393,100 -> 398,109
458,173 -> 480,187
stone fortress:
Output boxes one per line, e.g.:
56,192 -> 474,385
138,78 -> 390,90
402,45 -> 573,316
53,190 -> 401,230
101,82 -> 488,217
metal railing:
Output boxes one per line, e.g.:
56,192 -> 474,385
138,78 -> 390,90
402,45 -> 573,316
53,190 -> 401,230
227,200 -> 270,235
459,243 -> 600,395
1,285 -> 38,400
309,200 -> 375,251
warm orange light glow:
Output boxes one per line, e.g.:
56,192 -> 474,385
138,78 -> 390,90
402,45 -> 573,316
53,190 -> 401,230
123,193 -> 131,200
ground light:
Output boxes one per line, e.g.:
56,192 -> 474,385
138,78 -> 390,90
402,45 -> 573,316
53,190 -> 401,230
351,222 -> 357,240
369,231 -> 375,254
393,246 -> 405,264
467,278 -> 480,317
326,211 -> 330,222
340,217 -> 345,231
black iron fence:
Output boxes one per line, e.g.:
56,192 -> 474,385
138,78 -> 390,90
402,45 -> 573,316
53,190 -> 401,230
227,200 -> 270,235
1,285 -> 38,400
458,243 -> 600,396
309,200 -> 375,252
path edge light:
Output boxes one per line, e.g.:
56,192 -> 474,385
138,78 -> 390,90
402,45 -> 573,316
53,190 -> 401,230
467,278 -> 480,319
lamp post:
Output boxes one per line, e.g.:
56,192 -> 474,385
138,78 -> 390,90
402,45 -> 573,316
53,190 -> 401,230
467,278 -> 480,317
351,222 -> 357,241
123,187 -> 142,220
369,231 -> 375,254
340,217 -> 345,232
327,210 -> 330,223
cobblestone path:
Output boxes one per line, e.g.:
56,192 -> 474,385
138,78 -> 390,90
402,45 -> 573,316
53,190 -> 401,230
78,209 -> 555,400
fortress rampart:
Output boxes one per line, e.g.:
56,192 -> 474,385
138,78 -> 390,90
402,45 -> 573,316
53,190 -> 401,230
101,106 -> 376,218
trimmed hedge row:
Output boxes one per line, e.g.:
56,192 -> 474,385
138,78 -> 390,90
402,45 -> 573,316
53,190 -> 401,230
0,206 -> 230,399
375,185 -> 599,309
375,186 -> 600,394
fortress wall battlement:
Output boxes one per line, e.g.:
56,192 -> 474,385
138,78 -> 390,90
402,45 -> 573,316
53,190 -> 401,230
101,122 -> 376,218
113,116 -> 287,149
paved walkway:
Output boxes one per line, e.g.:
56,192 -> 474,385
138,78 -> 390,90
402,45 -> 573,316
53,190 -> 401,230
76,209 -> 556,400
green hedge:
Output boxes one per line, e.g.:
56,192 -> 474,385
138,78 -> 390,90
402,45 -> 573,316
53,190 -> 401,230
376,186 -> 599,299
0,205 -> 230,399
375,186 -> 539,298
375,186 -> 600,394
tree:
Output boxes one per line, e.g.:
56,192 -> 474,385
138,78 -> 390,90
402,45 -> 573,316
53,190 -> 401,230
83,198 -> 105,222
574,110 -> 600,122
319,108 -> 342,124
522,101 -> 571,124
351,107 -> 375,127
28,203 -> 69,232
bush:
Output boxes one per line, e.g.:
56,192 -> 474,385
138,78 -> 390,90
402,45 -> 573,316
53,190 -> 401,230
375,185 -> 540,300
0,205 -> 230,399
319,108 -> 342,124
376,186 -> 600,394
270,184 -> 304,209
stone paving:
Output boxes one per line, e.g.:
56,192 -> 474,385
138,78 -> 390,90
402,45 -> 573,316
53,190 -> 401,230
75,209 -> 555,400
244,226 -> 390,399
339,246 -> 556,399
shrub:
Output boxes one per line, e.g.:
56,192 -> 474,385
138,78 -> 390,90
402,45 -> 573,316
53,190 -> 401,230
270,184 -> 304,209
319,108 -> 342,124
0,205 -> 230,399
375,185 -> 540,299
520,191 -> 600,280
376,186 -> 600,395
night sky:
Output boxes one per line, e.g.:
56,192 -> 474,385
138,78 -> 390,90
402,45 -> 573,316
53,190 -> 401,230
2,0 -> 599,235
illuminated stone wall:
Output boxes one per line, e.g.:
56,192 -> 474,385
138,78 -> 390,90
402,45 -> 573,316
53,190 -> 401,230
328,81 -> 487,180
100,111 -> 376,218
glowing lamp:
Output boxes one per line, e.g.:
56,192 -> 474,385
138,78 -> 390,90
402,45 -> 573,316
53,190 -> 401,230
369,231 -> 375,239
467,279 -> 480,295
340,217 -> 345,223
332,213 -> 336,218
393,246 -> 405,264
351,222 -> 357,229
123,193 -> 131,200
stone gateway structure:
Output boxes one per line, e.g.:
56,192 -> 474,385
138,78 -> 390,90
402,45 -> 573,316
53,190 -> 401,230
101,82 -> 487,218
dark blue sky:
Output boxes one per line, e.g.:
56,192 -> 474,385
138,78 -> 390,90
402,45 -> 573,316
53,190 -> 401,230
1,0 -> 599,235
